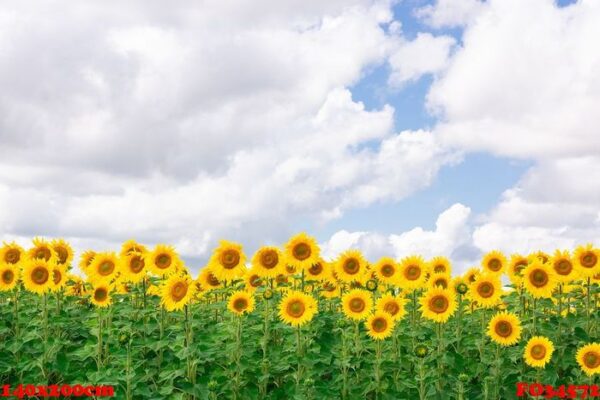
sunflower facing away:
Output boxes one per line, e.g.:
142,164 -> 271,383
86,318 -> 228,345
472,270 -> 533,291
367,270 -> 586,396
320,280 -> 339,299
227,291 -> 256,315
429,256 -> 452,275
51,238 -> 73,267
0,264 -> 19,291
576,343 -> 600,376
398,255 -> 428,291
79,250 -> 96,274
284,233 -> 320,272
487,311 -> 522,346
147,244 -> 180,277
28,238 -> 56,263
0,242 -> 24,266
334,250 -> 367,284
90,284 -> 112,308
469,273 -> 502,308
550,250 -> 577,283
197,268 -> 222,291
278,290 -> 318,327
507,254 -> 529,286
50,264 -> 68,293
573,244 -> 600,278
208,240 -> 246,281
464,267 -> 480,285
481,250 -> 507,275
120,239 -> 148,258
243,269 -> 263,292
375,294 -> 406,321
522,261 -> 558,299
161,275 -> 196,312
420,287 -> 457,323
87,252 -> 120,284
365,312 -> 394,340
341,289 -> 373,321
373,257 -> 399,286
305,259 -> 331,282
121,252 -> 147,283
22,259 -> 53,295
524,336 -> 554,368
251,246 -> 284,278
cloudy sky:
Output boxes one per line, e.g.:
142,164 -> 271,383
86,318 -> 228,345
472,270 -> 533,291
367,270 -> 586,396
1,0 -> 598,274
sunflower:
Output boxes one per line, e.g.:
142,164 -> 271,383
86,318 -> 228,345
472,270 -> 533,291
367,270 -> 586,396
28,238 -> 56,263
341,289 -> 373,321
306,259 -> 332,282
120,239 -> 148,257
452,276 -> 469,295
375,294 -> 406,321
278,290 -> 318,326
51,238 -> 73,267
428,273 -> 451,290
65,274 -> 85,297
365,312 -> 394,340
251,246 -> 284,278
334,250 -> 367,284
146,244 -> 180,277
507,254 -> 529,286
429,256 -> 452,275
0,264 -> 19,291
524,336 -> 554,368
420,287 -> 457,323
227,291 -> 255,315
284,233 -> 320,272
469,274 -> 502,308
197,268 -> 222,291
576,343 -> 600,376
87,252 -> 120,284
22,259 -> 53,294
481,250 -> 507,275
464,267 -> 480,285
528,251 -> 550,264
550,250 -> 577,283
90,284 -> 112,308
487,311 -> 522,346
79,250 -> 96,274
50,264 -> 68,292
373,257 -> 400,286
207,240 -> 246,281
121,252 -> 147,283
243,269 -> 263,292
320,280 -> 339,299
398,255 -> 428,291
573,244 -> 600,278
161,275 -> 196,312
0,242 -> 24,266
522,261 -> 558,299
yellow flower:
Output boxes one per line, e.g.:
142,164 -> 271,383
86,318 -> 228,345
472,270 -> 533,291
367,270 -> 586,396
284,233 -> 320,273
341,289 -> 373,321
528,251 -> 550,264
507,254 -> 529,286
428,273 -> 451,290
429,256 -> 452,275
0,264 -> 19,291
305,259 -> 332,282
147,244 -> 180,277
576,343 -> 600,376
373,257 -> 400,286
227,291 -> 255,315
334,250 -> 368,284
487,311 -> 522,346
550,250 -> 577,283
120,239 -> 148,257
243,269 -> 263,292
573,244 -> 600,278
398,255 -> 428,291
28,238 -> 56,263
524,336 -> 554,368
87,252 -> 120,284
278,290 -> 318,326
320,280 -> 339,299
90,284 -> 112,308
469,273 -> 502,308
0,242 -> 24,266
79,250 -> 96,274
22,259 -> 53,294
375,294 -> 406,321
49,264 -> 68,292
207,240 -> 246,281
522,261 -> 558,299
481,250 -> 507,275
197,268 -> 222,292
420,287 -> 457,323
251,246 -> 284,278
120,252 -> 147,283
365,312 -> 394,340
51,239 -> 73,267
161,275 -> 196,312
464,267 -> 480,285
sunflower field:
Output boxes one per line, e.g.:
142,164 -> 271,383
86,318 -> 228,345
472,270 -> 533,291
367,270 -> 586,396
0,235 -> 598,399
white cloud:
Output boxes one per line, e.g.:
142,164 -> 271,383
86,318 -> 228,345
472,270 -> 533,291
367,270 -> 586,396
416,0 -> 485,28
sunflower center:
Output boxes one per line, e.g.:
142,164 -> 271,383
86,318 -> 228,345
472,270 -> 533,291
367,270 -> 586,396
55,246 -> 68,264
220,249 -> 240,269
494,321 -> 513,338
287,300 -> 305,318
35,247 -> 51,261
383,301 -> 399,316
94,288 -> 107,302
99,260 -> 115,276
129,256 -> 145,273
343,258 -> 360,275
515,261 -> 527,276
32,266 -> 49,285
372,317 -> 388,333
53,269 -> 62,285
530,269 -> 549,287
434,278 -> 448,289
292,243 -> 311,261
467,273 -> 477,283
405,265 -> 421,280
260,250 -> 279,269
581,252 -> 598,268
2,269 -> 14,284
170,282 -> 188,302
309,263 -> 323,275
477,282 -> 494,298
249,275 -> 261,287
434,265 -> 446,273
381,264 -> 395,277
530,344 -> 547,360
583,351 -> 600,369
488,258 -> 501,271
349,298 -> 366,313
156,254 -> 172,269
207,273 -> 220,287
233,298 -> 248,312
429,295 -> 449,313
4,249 -> 20,264
554,259 -> 572,275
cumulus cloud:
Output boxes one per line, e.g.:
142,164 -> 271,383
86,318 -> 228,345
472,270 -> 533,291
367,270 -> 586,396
416,0 -> 485,28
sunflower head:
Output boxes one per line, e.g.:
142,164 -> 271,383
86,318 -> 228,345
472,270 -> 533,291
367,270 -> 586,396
365,312 -> 394,340
251,246 -> 283,278
244,270 -> 263,292
398,255 -> 428,291
428,273 -> 451,290
50,264 -> 68,292
0,264 -> 19,291
487,311 -> 522,346
341,289 -> 373,321
320,280 -> 338,299
87,252 -> 120,284
22,259 -> 53,295
470,273 -> 502,308
420,287 -> 457,323
522,261 -> 558,299
576,343 -> 600,376
227,291 -> 256,315
120,239 -> 148,258
464,267 -> 480,285
147,244 -> 180,277
278,290 -> 318,327
415,344 -> 429,358
550,249 -> 577,283
121,252 -> 147,283
429,256 -> 452,275
90,284 -> 112,308
28,238 -> 56,263
574,244 -> 600,278
79,250 -> 96,273
528,251 -> 550,264
197,268 -> 222,291
334,249 -> 367,284
481,250 -> 507,275
284,233 -> 320,272
524,336 -> 554,368
51,239 -> 73,267
373,257 -> 399,286
161,275 -> 196,312
306,259 -> 331,281
375,294 -> 406,321
208,240 -> 246,281
507,254 -> 529,286
0,242 -> 24,266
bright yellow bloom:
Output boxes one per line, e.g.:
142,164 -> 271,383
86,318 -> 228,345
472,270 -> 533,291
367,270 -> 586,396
227,291 -> 255,315
420,287 -> 457,323
278,290 -> 318,326
375,294 -> 406,321
243,269 -> 263,292
487,311 -> 522,346
207,240 -> 246,281
147,244 -> 180,277
284,233 -> 320,272
251,246 -> 284,278
341,289 -> 373,321
524,336 -> 554,368
120,239 -> 148,257
429,256 -> 452,275
79,250 -> 96,274
320,280 -> 339,299
428,273 -> 451,290
481,250 -> 507,275
51,238 -> 73,267
522,261 -> 558,299
507,254 -> 529,286
373,257 -> 400,286
305,259 -> 332,282
550,250 -> 577,283
398,255 -> 428,291
576,343 -> 600,376
464,267 -> 480,285
160,275 -> 196,311
365,312 -> 394,340
49,264 -> 68,292
28,238 -> 56,263
121,252 -> 147,283
90,284 -> 112,308
0,242 -> 24,266
22,259 -> 53,294
334,250 -> 367,284
197,267 -> 222,292
87,252 -> 120,284
469,273 -> 502,308
0,264 -> 19,291
573,244 -> 600,278
528,251 -> 550,264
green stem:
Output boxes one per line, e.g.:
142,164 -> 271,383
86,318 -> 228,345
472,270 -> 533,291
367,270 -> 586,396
586,277 -> 591,336
341,325 -> 349,400
260,297 -> 271,397
436,322 -> 443,396
418,358 -> 426,400
296,325 -> 304,396
97,307 -> 103,373
375,339 -> 382,399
